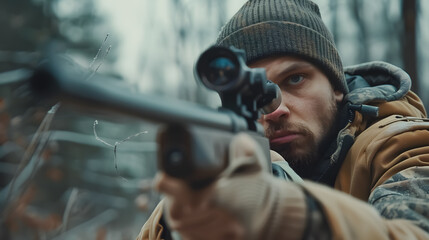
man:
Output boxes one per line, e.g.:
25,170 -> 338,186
138,0 -> 429,239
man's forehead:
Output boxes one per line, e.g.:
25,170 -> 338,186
249,56 -> 315,74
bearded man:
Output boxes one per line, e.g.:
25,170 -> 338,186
138,0 -> 429,239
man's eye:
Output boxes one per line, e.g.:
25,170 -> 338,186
287,75 -> 304,85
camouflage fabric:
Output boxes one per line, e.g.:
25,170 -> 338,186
369,166 -> 429,232
303,193 -> 332,240
344,61 -> 411,104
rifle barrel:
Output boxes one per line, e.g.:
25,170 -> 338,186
30,59 -> 248,132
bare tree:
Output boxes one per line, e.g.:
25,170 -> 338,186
349,0 -> 370,62
329,0 -> 339,43
380,0 -> 401,66
401,0 -> 419,94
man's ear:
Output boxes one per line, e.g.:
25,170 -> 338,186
334,90 -> 344,104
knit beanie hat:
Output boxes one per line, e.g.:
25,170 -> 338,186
216,0 -> 348,94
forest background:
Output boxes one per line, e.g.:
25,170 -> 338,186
0,0 -> 428,239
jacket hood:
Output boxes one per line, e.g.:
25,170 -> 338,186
344,61 -> 426,118
312,61 -> 426,185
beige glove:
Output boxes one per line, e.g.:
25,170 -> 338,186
156,133 -> 307,240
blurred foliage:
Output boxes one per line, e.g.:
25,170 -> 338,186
0,0 -> 157,239
0,0 -> 114,72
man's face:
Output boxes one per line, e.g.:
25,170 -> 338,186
250,56 -> 344,172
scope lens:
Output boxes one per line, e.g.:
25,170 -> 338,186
204,57 -> 237,86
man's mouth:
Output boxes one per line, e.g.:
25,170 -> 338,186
269,130 -> 301,146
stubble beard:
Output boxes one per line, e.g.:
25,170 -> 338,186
265,98 -> 339,175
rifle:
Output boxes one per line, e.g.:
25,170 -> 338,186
29,45 -> 281,188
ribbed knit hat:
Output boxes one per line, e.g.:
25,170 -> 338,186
216,0 -> 348,94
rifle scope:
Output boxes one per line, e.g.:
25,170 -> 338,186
195,46 -> 243,92
195,46 -> 281,119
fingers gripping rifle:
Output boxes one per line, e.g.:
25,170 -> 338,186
29,46 -> 281,189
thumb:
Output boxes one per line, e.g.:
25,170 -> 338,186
220,133 -> 270,178
270,150 -> 285,162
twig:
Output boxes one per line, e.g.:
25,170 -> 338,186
95,45 -> 112,73
93,120 -> 114,148
2,103 -> 61,221
89,33 -> 110,70
93,120 -> 148,181
87,44 -> 112,80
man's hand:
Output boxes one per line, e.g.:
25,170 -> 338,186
156,134 -> 307,240
156,173 -> 245,240
156,133 -> 262,240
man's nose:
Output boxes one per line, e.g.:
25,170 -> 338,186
263,104 -> 290,123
